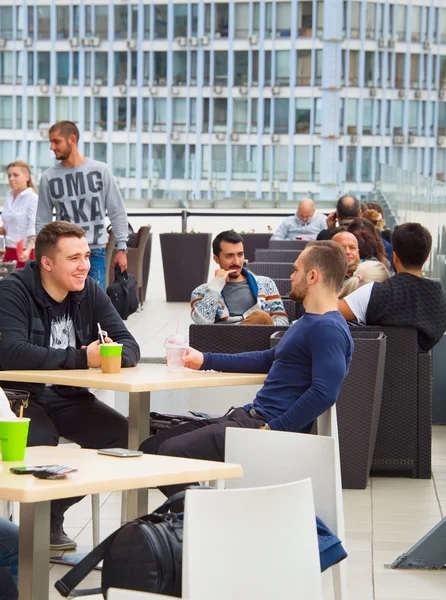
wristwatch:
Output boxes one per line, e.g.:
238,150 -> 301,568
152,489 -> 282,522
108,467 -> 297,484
115,248 -> 128,254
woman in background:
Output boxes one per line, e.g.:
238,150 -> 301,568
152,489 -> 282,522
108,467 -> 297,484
0,160 -> 38,268
347,218 -> 389,268
339,260 -> 391,299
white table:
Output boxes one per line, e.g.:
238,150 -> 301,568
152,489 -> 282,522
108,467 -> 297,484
0,446 -> 242,600
0,364 -> 266,518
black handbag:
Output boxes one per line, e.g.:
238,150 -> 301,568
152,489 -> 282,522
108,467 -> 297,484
106,265 -> 139,320
55,492 -> 184,598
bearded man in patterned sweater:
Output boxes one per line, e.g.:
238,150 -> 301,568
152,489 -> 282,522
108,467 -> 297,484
191,230 -> 289,326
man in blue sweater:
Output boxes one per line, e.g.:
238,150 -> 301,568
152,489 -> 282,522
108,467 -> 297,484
140,241 -> 354,494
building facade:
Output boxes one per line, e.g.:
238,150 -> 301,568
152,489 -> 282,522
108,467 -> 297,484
0,0 -> 445,205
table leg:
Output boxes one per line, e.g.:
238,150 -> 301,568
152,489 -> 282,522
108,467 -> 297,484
126,391 -> 151,521
18,501 -> 50,600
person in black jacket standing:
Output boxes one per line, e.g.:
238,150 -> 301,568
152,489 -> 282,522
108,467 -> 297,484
0,221 -> 140,551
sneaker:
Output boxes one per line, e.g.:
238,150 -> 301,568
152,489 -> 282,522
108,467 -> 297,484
50,524 -> 77,551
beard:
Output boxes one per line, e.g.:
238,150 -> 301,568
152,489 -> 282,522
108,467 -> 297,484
55,146 -> 72,161
289,282 -> 308,303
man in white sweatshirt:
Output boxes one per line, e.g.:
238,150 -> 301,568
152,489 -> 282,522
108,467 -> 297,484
36,120 -> 128,289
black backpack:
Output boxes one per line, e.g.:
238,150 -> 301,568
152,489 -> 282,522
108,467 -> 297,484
55,492 -> 184,598
107,265 -> 139,320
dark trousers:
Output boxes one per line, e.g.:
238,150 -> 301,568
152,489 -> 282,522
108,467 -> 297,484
139,407 -> 266,500
25,386 -> 128,523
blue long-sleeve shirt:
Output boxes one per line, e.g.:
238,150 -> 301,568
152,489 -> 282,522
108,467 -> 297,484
201,311 -> 354,433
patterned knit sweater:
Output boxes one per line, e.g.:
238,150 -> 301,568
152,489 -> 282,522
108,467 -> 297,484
190,268 -> 289,326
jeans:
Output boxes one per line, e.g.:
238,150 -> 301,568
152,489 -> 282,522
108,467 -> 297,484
0,517 -> 19,584
89,247 -> 106,290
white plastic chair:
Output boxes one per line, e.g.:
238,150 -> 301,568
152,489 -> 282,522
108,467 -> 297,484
183,479 -> 323,600
224,405 -> 347,600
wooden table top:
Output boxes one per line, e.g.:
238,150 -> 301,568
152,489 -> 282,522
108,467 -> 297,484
0,446 -> 243,503
0,364 -> 266,393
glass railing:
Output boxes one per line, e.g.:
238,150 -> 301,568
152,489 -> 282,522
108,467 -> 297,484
379,164 -> 446,286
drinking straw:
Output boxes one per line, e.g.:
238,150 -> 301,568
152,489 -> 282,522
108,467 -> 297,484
97,322 -> 105,345
19,405 -> 23,419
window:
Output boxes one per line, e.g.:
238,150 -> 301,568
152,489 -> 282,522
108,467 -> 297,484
273,99 -> 289,133
154,6 -> 167,39
364,52 -> 374,87
37,52 -> 50,84
95,54 -> 107,85
234,3 -> 249,39
411,6 -> 421,42
440,56 -> 446,89
395,54 -> 405,89
93,143 -> 107,163
298,2 -> 313,37
392,100 -> 404,133
349,2 -> 361,39
56,53 -> 69,85
37,141 -> 53,170
275,51 -> 290,86
56,6 -> 69,39
273,146 -> 288,180
0,97 -> 12,128
85,6 -> 93,37
153,99 -> 166,131
410,54 -> 419,89
95,7 -> 108,38
130,5 -> 138,40
0,51 -> 13,84
37,6 -> 50,39
294,146 -> 311,181
316,1 -> 324,38
396,5 -> 406,41
265,51 -> 272,86
346,147 -> 357,181
114,52 -> 127,85
440,9 -> 446,44
265,2 -> 273,38
0,7 -> 13,39
251,98 -> 260,133
346,51 -> 359,86
214,52 -> 228,85
314,98 -> 322,134
94,98 -> 107,130
143,6 -> 151,38
363,100 -> 374,134
438,101 -> 446,135
366,3 -> 375,39
297,50 -> 311,85
115,6 -> 128,40
233,99 -> 248,133
315,51 -> 322,85
232,146 -> 257,180
114,99 -> 127,131
215,4 -> 229,37
344,99 -> 358,134
154,52 -> 167,84
113,144 -> 126,177
172,145 -> 186,179
362,147 -> 373,182
172,98 -> 187,132
173,52 -> 187,85
174,4 -> 188,37
234,52 -> 248,86
37,97 -> 50,125
295,98 -> 311,133
191,5 -> 198,38
276,3 -> 291,37
213,99 -> 227,132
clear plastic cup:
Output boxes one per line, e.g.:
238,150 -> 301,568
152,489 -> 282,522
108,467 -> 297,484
165,334 -> 188,372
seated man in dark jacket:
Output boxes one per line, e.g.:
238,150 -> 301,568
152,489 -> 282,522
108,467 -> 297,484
141,241 -> 354,500
338,222 -> 446,352
0,221 -> 140,550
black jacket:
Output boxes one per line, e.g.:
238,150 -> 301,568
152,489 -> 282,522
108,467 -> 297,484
0,262 -> 140,398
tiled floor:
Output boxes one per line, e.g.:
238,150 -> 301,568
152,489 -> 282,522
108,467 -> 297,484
45,296 -> 446,599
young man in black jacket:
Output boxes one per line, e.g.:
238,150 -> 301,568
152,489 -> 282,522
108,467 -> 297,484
0,221 -> 140,550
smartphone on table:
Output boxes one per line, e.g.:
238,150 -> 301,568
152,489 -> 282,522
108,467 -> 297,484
97,448 -> 143,458
10,465 -> 58,475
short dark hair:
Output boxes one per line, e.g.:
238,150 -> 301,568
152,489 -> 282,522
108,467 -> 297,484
35,221 -> 86,268
212,230 -> 244,256
304,241 -> 348,293
49,120 -> 80,143
336,194 -> 361,220
391,223 -> 432,269
328,226 -> 346,239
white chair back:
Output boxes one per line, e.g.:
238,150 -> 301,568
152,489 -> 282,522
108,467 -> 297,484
183,479 -> 323,600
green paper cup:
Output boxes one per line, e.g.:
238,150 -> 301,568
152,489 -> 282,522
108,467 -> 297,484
100,343 -> 123,374
0,418 -> 30,461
